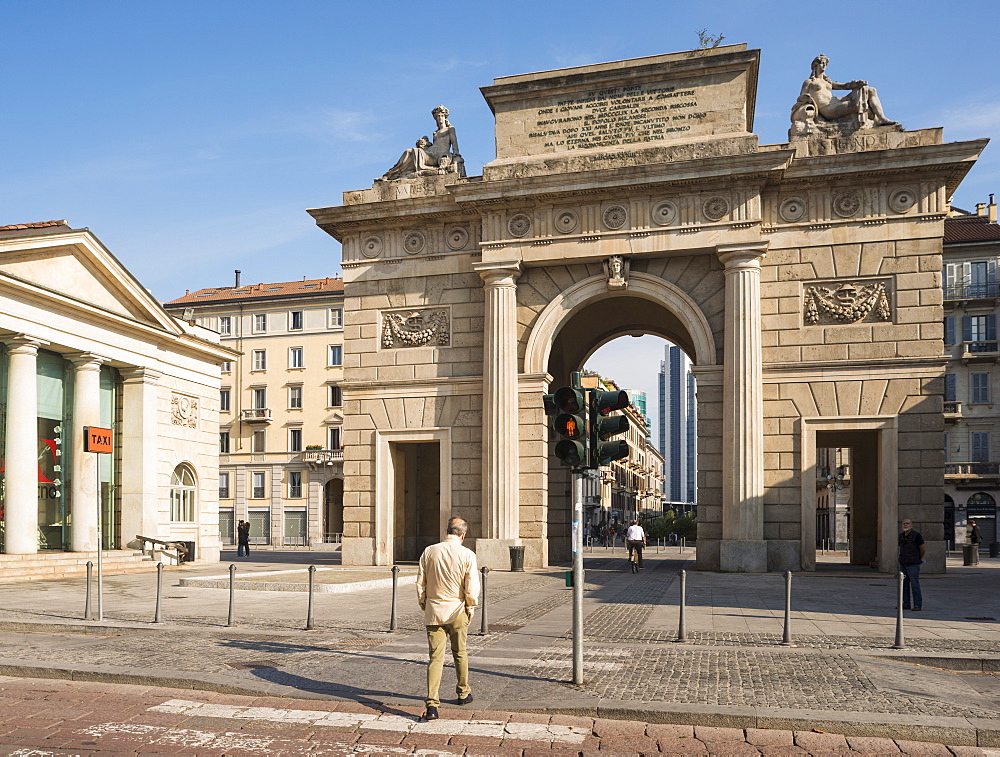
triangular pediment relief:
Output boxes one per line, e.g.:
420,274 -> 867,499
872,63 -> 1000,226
325,410 -> 344,425
0,231 -> 180,333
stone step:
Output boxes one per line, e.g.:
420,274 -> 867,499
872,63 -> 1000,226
0,551 -> 162,582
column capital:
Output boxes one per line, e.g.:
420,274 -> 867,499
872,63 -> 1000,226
67,352 -> 109,370
2,334 -> 46,355
473,261 -> 521,287
716,243 -> 768,270
120,367 -> 161,384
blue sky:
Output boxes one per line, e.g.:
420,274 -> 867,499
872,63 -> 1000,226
4,0 -> 999,431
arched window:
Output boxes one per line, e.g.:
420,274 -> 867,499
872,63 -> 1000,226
170,465 -> 197,522
968,492 -> 996,507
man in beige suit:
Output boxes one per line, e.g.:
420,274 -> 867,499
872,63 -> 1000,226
416,516 -> 480,721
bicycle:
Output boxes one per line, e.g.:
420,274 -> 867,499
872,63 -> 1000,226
629,546 -> 639,573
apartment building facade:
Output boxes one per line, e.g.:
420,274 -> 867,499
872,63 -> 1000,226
943,197 -> 1000,545
165,277 -> 345,548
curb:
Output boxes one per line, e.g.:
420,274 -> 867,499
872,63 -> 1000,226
1,660 -> 1000,747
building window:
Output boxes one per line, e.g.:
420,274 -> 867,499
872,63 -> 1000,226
222,361 -> 232,373
289,428 -> 303,452
220,389 -> 231,412
329,345 -> 343,367
329,308 -> 343,328
289,385 -> 303,409
973,432 -> 991,463
964,314 -> 997,348
289,347 -> 304,368
252,429 -> 266,453
220,431 -> 230,453
170,464 -> 196,522
289,310 -> 303,331
288,471 -> 302,498
252,387 -> 266,409
251,471 -> 266,499
971,372 -> 990,404
252,349 -> 266,371
329,427 -> 342,450
219,316 -> 232,336
945,373 -> 957,402
253,313 -> 267,333
219,472 -> 231,499
329,384 -> 343,407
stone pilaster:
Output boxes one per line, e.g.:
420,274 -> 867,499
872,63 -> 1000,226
120,368 -> 161,548
3,337 -> 43,554
717,244 -> 768,572
473,262 -> 521,569
69,354 -> 104,552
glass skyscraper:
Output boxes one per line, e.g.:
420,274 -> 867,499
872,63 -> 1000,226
658,344 -> 697,509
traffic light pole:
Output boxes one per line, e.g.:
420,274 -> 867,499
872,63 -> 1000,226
572,468 -> 584,685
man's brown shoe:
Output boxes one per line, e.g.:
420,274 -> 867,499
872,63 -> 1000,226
912,607 -> 922,611
422,706 -> 439,721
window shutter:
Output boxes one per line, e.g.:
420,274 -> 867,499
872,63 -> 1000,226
989,314 -> 997,341
945,316 -> 955,345
963,315 -> 973,342
945,373 -> 956,402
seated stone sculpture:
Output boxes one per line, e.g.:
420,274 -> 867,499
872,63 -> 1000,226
791,55 -> 898,137
378,105 -> 466,181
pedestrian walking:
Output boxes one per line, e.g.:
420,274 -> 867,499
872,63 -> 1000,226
969,519 -> 983,565
236,520 -> 250,557
898,518 -> 926,611
626,519 -> 647,569
416,516 -> 480,722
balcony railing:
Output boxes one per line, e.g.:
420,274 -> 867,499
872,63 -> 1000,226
241,408 -> 273,423
945,462 -> 1000,477
303,449 -> 344,467
963,341 -> 1000,356
945,283 -> 1000,300
944,400 -> 962,416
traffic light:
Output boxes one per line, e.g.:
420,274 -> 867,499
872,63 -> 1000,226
550,386 -> 587,467
589,389 -> 631,467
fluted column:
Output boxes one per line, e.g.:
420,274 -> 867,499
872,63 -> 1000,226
3,337 -> 43,554
474,262 -> 521,566
718,244 -> 767,572
69,354 -> 104,552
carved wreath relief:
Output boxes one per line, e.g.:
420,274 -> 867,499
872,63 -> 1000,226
171,393 -> 199,428
381,309 -> 450,348
804,281 -> 891,325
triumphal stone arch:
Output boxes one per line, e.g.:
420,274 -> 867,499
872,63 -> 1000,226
309,44 -> 986,573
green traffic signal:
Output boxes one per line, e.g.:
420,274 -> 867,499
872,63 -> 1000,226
591,390 -> 629,415
592,439 -> 629,466
555,439 -> 586,466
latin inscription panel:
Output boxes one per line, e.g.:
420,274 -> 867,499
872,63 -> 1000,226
495,70 -> 749,159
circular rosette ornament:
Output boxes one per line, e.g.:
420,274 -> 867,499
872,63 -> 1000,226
603,205 -> 628,230
508,213 -> 532,238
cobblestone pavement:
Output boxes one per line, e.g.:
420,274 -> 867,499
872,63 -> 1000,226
3,551 -> 1000,746
0,676 -> 998,756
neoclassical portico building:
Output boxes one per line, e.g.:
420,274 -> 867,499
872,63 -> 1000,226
310,45 -> 986,572
0,221 -> 232,566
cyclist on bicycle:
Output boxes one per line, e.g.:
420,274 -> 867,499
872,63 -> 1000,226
626,520 -> 647,570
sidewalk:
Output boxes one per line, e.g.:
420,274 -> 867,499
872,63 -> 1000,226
2,549 -> 1000,747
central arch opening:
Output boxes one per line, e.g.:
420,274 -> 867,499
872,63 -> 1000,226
543,290 -> 706,562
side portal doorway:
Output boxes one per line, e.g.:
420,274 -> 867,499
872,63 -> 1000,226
392,441 -> 442,562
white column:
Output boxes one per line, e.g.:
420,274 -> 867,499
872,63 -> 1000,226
120,368 -> 160,547
718,244 -> 768,572
473,262 -> 521,568
3,337 -> 43,554
69,354 -> 103,552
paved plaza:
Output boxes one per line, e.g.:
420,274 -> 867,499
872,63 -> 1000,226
3,550 -> 1000,752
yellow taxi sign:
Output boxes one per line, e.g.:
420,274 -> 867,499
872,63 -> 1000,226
84,426 -> 113,454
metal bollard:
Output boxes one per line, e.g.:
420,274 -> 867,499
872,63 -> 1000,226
675,569 -> 687,642
781,570 -> 794,646
893,571 -> 905,649
389,565 -> 399,632
479,566 -> 490,635
305,565 -> 316,630
153,562 -> 163,623
226,564 -> 237,627
84,561 -> 94,620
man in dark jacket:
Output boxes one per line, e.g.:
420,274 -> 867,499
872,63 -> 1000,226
898,518 -> 926,610
969,519 -> 983,566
